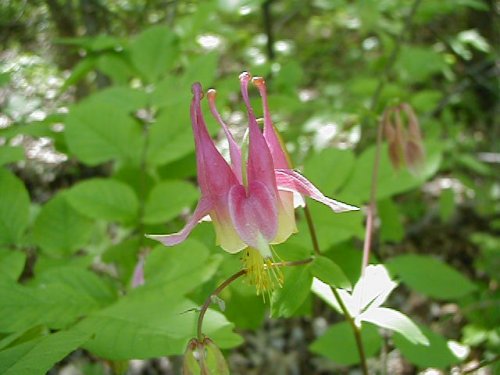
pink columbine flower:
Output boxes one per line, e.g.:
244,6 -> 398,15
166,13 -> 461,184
147,72 -> 357,294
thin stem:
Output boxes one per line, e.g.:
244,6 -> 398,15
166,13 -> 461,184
369,0 -> 423,112
261,0 -> 275,61
197,269 -> 246,341
196,258 -> 314,340
331,287 -> 369,375
361,123 -> 383,276
303,205 -> 369,375
462,354 -> 500,374
303,204 -> 321,255
361,0 -> 423,276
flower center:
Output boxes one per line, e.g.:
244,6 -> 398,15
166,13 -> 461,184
242,247 -> 283,299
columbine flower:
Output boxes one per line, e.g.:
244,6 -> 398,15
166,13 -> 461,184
147,72 -> 357,294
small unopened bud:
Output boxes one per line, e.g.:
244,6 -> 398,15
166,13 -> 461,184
382,103 -> 425,174
382,110 -> 396,143
183,340 -> 199,375
401,104 -> 425,173
182,337 -> 229,375
204,338 -> 230,375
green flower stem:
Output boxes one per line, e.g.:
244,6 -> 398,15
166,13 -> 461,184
303,203 -> 369,375
361,0 -> 423,278
303,204 -> 321,256
197,269 -> 247,341
331,286 -> 369,374
196,257 -> 314,341
462,354 -> 500,374
361,122 -> 383,276
369,0 -> 423,112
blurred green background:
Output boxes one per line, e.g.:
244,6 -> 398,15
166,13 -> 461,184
0,0 -> 498,374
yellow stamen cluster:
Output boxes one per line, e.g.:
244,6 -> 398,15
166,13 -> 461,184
242,247 -> 283,299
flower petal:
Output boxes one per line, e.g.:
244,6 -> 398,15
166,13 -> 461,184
191,83 -> 239,197
146,197 -> 212,246
253,77 -> 292,169
207,89 -> 243,183
275,169 -> 358,212
239,73 -> 277,197
210,203 -> 247,253
228,181 -> 278,254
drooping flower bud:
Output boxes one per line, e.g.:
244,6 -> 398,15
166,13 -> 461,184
401,103 -> 425,173
182,337 -> 230,375
382,103 -> 425,174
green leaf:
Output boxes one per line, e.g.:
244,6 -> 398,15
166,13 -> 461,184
271,264 -> 313,318
340,141 -> 442,205
81,288 -> 241,360
96,53 -> 135,84
66,178 -> 139,223
290,204 -> 363,250
358,307 -> 429,345
146,102 -> 195,166
0,169 -> 30,246
310,256 -> 351,289
0,147 -> 24,166
0,250 -> 26,281
143,181 -> 199,224
61,57 -> 96,91
411,90 -> 442,113
144,240 -> 221,294
327,241 -> 364,285
102,237 -> 141,285
378,198 -> 404,242
397,46 -> 447,83
83,86 -> 149,113
130,26 -> 179,83
439,188 -> 455,221
0,275 -> 110,333
0,326 -> 45,352
310,322 -> 382,365
65,97 -> 143,166
32,267 -> 117,308
33,193 -> 93,256
387,254 -> 477,299
303,148 -> 355,194
0,328 -> 91,375
394,325 -> 459,369
223,285 -> 266,330
0,72 -> 11,87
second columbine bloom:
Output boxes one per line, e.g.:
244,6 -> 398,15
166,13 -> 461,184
147,72 -> 357,293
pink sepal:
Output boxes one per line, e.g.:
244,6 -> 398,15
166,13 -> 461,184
146,197 -> 212,246
275,169 -> 358,213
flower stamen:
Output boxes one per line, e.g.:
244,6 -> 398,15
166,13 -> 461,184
242,247 -> 283,300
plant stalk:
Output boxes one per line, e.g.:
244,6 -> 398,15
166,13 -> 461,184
196,257 -> 314,341
197,269 -> 246,341
303,204 -> 369,375
361,122 -> 383,276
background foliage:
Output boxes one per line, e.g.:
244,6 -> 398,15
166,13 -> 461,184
0,0 -> 498,374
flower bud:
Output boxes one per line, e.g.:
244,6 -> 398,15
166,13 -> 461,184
182,337 -> 230,375
382,103 -> 425,174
